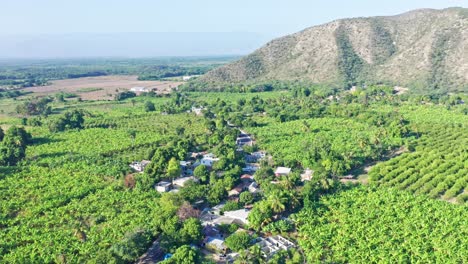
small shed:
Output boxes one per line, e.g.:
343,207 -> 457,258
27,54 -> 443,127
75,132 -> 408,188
275,167 -> 291,176
155,181 -> 172,193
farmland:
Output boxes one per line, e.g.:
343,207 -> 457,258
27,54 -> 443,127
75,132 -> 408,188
22,75 -> 182,100
0,70 -> 467,263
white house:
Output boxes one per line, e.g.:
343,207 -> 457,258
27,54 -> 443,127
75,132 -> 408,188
130,87 -> 150,93
256,235 -> 295,258
274,167 -> 291,176
223,209 -> 250,225
248,182 -> 260,194
130,160 -> 151,172
200,153 -> 219,167
191,106 -> 204,116
155,181 -> 172,193
301,168 -> 314,182
173,176 -> 198,188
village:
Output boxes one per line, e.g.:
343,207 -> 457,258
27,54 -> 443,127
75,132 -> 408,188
129,112 -> 313,263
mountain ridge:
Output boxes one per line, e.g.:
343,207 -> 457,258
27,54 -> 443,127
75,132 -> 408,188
198,7 -> 468,93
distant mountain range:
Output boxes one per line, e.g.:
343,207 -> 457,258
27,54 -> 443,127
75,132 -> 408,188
0,32 -> 273,58
199,8 -> 468,93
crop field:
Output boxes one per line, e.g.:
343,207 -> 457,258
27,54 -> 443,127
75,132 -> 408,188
22,75 -> 183,100
295,186 -> 468,263
0,103 -> 208,262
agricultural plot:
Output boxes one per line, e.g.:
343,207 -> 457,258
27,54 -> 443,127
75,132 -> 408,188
0,110 -> 207,262
22,75 -> 182,100
295,186 -> 468,263
369,124 -> 468,203
248,117 -> 405,175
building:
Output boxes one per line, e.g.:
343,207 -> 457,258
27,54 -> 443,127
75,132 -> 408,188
246,151 -> 267,162
130,160 -> 151,172
173,176 -> 198,188
274,167 -> 291,177
248,182 -> 260,194
256,235 -> 295,258
240,174 -> 254,182
242,163 -> 259,173
180,161 -> 193,175
155,181 -> 172,193
130,87 -> 150,94
222,209 -> 250,225
200,153 -> 219,167
228,182 -> 249,197
236,137 -> 252,147
205,236 -> 226,252
191,106 -> 204,116
301,168 -> 314,181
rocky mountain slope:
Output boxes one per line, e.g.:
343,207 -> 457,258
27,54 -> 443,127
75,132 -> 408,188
198,8 -> 468,93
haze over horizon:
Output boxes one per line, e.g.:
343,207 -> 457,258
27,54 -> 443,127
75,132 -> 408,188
1,0 -> 467,58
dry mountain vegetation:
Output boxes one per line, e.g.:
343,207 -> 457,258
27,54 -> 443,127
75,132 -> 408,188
199,8 -> 468,93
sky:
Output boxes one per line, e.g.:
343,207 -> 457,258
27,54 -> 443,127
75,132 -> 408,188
0,0 -> 466,57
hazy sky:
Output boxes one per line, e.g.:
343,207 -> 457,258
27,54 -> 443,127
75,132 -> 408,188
0,0 -> 466,58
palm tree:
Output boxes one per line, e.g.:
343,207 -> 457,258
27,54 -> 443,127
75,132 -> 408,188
267,193 -> 287,215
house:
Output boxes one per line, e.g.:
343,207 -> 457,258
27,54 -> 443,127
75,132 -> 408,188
191,106 -> 204,116
236,137 -> 252,146
228,182 -> 249,197
240,174 -> 254,182
248,182 -> 260,194
180,161 -> 193,175
242,163 -> 259,173
222,209 -> 250,225
130,87 -> 150,94
246,151 -> 267,162
275,167 -> 291,177
155,181 -> 172,193
200,153 -> 219,167
183,76 -> 195,81
173,176 -> 198,188
256,235 -> 295,259
129,160 -> 151,172
205,236 -> 226,252
301,168 -> 314,182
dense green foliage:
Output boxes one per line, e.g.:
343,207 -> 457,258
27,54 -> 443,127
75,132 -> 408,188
0,126 -> 31,166
369,123 -> 468,202
0,63 -> 466,264
295,186 -> 468,263
0,57 -> 237,88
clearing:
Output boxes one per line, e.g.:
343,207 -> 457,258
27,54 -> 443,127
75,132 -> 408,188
21,75 -> 183,100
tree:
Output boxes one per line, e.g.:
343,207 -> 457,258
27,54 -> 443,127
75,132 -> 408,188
162,245 -> 201,264
144,101 -> 155,112
225,231 -> 252,252
207,180 -> 227,205
0,126 -> 31,166
177,202 -> 201,221
193,164 -> 209,183
167,157 -> 181,182
239,191 -> 254,205
267,192 -> 287,215
110,229 -> 154,262
0,127 -> 4,142
180,218 -> 202,244
248,201 -> 273,231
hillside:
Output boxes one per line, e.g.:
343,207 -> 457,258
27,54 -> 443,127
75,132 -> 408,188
198,8 -> 468,93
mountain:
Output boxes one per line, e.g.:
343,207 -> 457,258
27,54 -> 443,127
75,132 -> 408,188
198,8 -> 468,93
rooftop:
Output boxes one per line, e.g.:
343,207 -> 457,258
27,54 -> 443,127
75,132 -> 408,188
275,167 -> 291,175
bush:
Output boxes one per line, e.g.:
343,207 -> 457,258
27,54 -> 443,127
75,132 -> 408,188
144,101 -> 156,112
221,201 -> 242,214
224,231 -> 252,252
110,229 -> 155,262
